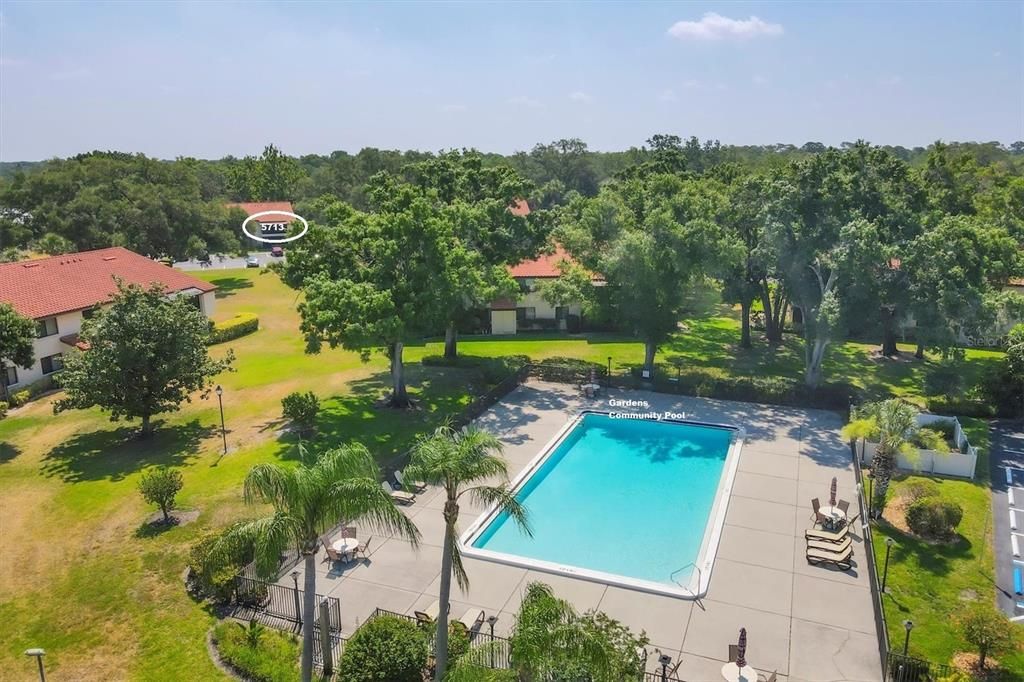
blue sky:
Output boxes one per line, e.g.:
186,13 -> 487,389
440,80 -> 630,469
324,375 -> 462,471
1,1 -> 1021,161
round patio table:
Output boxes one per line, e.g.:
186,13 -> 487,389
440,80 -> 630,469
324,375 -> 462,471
822,505 -> 847,529
721,662 -> 758,682
332,537 -> 359,561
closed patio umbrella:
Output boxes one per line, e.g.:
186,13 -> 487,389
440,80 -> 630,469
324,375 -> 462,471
829,476 -> 837,506
736,628 -> 747,669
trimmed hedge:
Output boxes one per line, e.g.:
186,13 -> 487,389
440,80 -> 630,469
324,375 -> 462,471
212,620 -> 299,682
421,354 -> 530,385
209,313 -> 259,344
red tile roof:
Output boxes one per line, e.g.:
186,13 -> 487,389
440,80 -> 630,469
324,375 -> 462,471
508,245 -> 579,278
509,198 -> 531,217
226,201 -> 296,224
0,247 -> 217,319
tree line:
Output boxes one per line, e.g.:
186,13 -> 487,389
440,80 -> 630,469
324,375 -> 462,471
1,138 -> 1021,262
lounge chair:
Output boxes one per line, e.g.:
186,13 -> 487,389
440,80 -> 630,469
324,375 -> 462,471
760,671 -> 777,682
805,524 -> 849,544
414,599 -> 440,625
806,544 -> 853,570
806,536 -> 852,554
454,608 -> 485,635
395,469 -> 427,492
382,481 -> 415,505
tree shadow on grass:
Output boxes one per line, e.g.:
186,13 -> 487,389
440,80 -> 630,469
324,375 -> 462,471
880,524 -> 974,579
0,442 -> 20,464
41,419 -> 216,483
274,366 -> 485,465
208,277 -> 254,299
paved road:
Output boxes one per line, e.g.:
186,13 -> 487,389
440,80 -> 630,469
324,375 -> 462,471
989,420 -> 1024,620
173,252 -> 285,271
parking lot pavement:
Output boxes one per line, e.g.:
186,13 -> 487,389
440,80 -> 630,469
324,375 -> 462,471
989,420 -> 1024,620
172,252 -> 284,270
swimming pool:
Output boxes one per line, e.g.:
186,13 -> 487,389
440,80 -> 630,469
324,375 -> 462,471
460,411 -> 744,598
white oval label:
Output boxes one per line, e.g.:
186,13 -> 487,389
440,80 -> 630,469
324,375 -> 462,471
241,210 -> 310,244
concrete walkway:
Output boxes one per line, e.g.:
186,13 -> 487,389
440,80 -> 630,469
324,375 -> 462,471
283,381 -> 883,682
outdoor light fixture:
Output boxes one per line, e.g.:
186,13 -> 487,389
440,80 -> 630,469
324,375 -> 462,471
24,649 -> 45,682
658,653 -> 672,682
882,537 -> 895,593
486,615 -> 499,666
902,619 -> 914,656
291,570 -> 302,631
215,385 -> 227,455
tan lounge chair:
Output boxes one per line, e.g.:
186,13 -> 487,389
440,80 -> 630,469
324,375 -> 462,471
454,608 -> 485,635
806,544 -> 853,570
382,481 -> 415,505
805,525 -> 849,544
395,469 -> 427,492
807,536 -> 852,554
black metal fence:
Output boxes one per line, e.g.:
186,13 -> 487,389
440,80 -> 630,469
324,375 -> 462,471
369,608 -> 513,670
886,651 -> 1016,682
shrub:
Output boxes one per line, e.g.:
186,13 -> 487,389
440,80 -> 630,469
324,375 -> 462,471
901,479 -> 940,504
281,391 -> 319,433
905,497 -> 963,538
138,467 -> 184,524
447,622 -> 470,665
956,604 -> 1015,670
188,527 -> 253,603
7,390 -> 29,407
927,395 -> 996,419
213,620 -> 299,682
338,615 -> 428,682
0,400 -> 6,418
209,313 -> 259,344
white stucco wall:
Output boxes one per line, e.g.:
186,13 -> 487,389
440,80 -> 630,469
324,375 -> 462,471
200,291 -> 217,318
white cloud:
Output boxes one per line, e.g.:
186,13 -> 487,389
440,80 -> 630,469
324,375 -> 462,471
668,13 -> 783,41
658,89 -> 678,102
507,95 -> 543,108
568,91 -> 592,103
439,103 -> 468,113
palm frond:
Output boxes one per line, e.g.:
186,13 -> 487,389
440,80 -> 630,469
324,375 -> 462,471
463,484 -> 532,537
211,513 -> 299,579
447,522 -> 469,592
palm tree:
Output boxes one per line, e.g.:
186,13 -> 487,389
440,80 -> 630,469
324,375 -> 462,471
404,423 -> 530,681
843,399 -> 917,515
214,443 -> 419,682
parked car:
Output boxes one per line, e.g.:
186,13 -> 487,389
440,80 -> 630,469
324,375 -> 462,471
245,255 -> 260,268
270,246 -> 284,257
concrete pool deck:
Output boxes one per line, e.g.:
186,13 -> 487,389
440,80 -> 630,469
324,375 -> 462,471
282,380 -> 882,682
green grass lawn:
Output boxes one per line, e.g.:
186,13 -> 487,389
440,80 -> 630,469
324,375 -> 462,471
871,419 -> 1023,675
0,268 -> 1007,680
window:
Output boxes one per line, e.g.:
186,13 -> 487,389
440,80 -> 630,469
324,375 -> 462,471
516,307 -> 536,321
41,353 -> 64,375
555,306 -> 568,320
36,317 -> 58,338
187,295 -> 202,311
2,366 -> 17,387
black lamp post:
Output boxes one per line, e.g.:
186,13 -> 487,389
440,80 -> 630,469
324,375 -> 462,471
291,570 -> 302,631
867,472 -> 874,518
215,385 -> 227,455
658,653 -> 672,682
902,619 -> 914,656
486,615 -> 498,666
607,356 -> 612,386
881,537 -> 895,593
24,649 -> 45,682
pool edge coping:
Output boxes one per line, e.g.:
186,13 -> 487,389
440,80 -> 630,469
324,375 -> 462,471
458,407 -> 745,600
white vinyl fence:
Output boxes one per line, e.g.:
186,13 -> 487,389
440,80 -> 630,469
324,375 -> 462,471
858,414 -> 978,480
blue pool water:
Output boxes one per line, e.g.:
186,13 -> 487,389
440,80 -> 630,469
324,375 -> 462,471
471,413 -> 733,586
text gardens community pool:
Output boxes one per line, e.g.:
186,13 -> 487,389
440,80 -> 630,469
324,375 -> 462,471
460,410 -> 745,598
